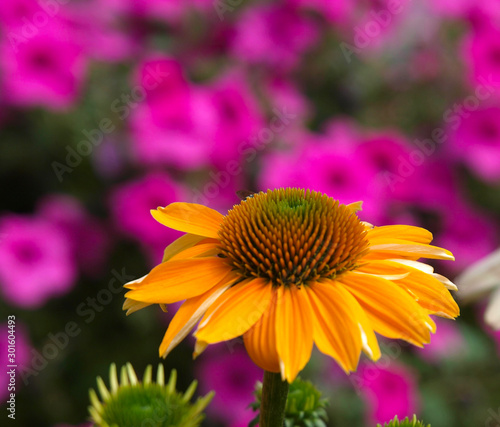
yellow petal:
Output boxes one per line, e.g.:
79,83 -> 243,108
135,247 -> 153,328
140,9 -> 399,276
339,272 -> 433,346
368,238 -> 455,260
195,278 -> 272,344
244,291 -> 281,373
122,298 -> 152,315
151,202 -> 223,239
346,201 -> 363,213
162,234 -> 209,263
275,286 -> 313,382
159,278 -> 237,358
304,282 -> 363,372
367,225 -> 433,244
125,258 -> 233,304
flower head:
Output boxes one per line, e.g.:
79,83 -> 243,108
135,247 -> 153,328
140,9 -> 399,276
89,363 -> 213,427
124,188 -> 459,382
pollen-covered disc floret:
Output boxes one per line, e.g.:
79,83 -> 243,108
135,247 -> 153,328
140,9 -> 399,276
218,188 -> 369,287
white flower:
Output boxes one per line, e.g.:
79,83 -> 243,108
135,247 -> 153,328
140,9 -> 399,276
456,248 -> 500,330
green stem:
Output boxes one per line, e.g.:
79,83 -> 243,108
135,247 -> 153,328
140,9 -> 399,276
259,371 -> 289,427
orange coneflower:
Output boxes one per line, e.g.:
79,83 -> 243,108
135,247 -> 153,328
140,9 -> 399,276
123,188 -> 459,382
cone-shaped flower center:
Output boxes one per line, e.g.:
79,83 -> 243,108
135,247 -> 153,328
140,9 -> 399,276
218,188 -> 369,287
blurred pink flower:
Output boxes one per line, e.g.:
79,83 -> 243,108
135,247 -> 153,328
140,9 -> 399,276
259,129 -> 384,222
0,215 -> 77,308
0,20 -> 87,110
388,157 -> 461,212
462,26 -> 500,93
357,362 -> 420,426
196,345 -> 262,426
436,200 -> 498,273
65,0 -> 137,62
1,322 -> 31,401
109,172 -> 185,249
129,57 -> 215,169
37,194 -> 110,277
447,106 -> 500,182
356,131 -> 414,202
207,71 -> 264,168
0,0 -> 44,28
231,3 -> 319,70
415,318 -> 466,362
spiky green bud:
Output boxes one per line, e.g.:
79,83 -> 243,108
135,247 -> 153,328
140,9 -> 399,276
88,363 -> 213,427
377,415 -> 431,427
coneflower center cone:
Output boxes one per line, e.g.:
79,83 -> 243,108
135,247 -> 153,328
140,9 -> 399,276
218,189 -> 369,287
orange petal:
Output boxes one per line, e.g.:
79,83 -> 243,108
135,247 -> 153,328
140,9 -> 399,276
381,261 -> 460,318
339,272 -> 433,346
367,225 -> 433,244
124,258 -> 234,304
158,278 -> 238,358
368,238 -> 455,260
162,234 -> 209,262
244,290 -> 280,373
275,286 -> 313,382
151,202 -> 224,239
170,243 -> 220,261
304,282 -> 363,372
195,278 -> 272,344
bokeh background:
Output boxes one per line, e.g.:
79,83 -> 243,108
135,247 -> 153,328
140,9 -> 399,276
1,1 -> 500,426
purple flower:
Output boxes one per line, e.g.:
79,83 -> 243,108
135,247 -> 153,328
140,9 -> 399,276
0,215 -> 76,308
231,3 -> 319,70
37,194 -> 110,277
415,318 -> 466,363
1,322 -> 31,401
196,344 -> 262,426
109,172 -> 186,249
447,106 -> 500,182
0,20 -> 87,110
357,362 -> 420,426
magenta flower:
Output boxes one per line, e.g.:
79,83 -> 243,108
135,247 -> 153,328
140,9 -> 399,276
447,106 -> 500,182
64,0 -> 137,63
1,321 -> 31,401
37,194 -> 110,277
436,200 -> 498,273
357,362 -> 420,426
109,172 -> 186,248
462,26 -> 500,93
259,130 -> 383,221
0,20 -> 87,110
0,215 -> 76,308
129,57 -> 215,169
196,345 -> 262,426
206,71 -> 264,168
415,318 -> 466,363
0,0 -> 44,28
231,3 -> 319,70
